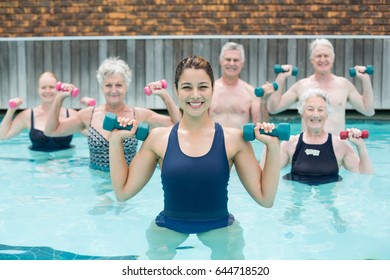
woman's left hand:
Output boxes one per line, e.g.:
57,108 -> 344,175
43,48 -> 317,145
346,128 -> 365,146
254,122 -> 280,146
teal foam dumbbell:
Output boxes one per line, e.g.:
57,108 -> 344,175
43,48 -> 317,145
103,112 -> 150,141
274,64 -> 298,76
254,82 -> 279,97
243,123 -> 290,141
349,65 -> 374,77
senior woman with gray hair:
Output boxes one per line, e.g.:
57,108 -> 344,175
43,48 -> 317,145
44,57 -> 181,172
280,87 -> 373,185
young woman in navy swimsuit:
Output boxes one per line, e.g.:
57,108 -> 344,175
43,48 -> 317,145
109,56 -> 281,259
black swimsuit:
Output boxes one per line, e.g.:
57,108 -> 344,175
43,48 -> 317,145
283,133 -> 342,185
29,109 -> 73,152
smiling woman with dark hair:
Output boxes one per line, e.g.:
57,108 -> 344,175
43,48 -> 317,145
109,55 -> 281,259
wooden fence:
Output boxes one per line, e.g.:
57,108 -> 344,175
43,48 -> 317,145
1,35 -> 389,111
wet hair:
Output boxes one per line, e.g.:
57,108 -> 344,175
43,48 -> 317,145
297,88 -> 332,115
219,41 -> 245,62
309,38 -> 335,60
174,55 -> 215,91
96,57 -> 132,87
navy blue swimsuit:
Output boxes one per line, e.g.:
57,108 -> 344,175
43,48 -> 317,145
283,133 -> 342,185
158,122 -> 234,234
29,109 -> 73,152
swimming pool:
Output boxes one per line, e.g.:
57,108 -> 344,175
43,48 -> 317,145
0,121 -> 389,260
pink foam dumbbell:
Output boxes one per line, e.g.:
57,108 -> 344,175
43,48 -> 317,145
340,130 -> 369,140
8,97 -> 23,108
56,82 -> 79,97
144,79 -> 168,96
80,97 -> 96,107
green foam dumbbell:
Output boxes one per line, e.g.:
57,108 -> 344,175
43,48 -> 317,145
274,64 -> 298,76
103,112 -> 150,141
254,82 -> 279,98
349,65 -> 374,77
243,122 -> 290,141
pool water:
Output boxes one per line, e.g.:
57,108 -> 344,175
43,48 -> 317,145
0,122 -> 389,260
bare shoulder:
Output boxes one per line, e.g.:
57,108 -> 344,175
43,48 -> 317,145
134,106 -> 154,120
147,126 -> 173,147
15,108 -> 32,124
281,134 -> 299,153
331,134 -> 353,158
294,76 -> 313,89
222,125 -> 242,139
331,134 -> 348,149
334,74 -> 350,82
18,108 -> 32,118
67,108 -> 78,115
148,126 -> 172,138
76,106 -> 95,125
213,79 -> 224,94
222,125 -> 246,149
241,79 -> 254,90
144,125 -> 172,156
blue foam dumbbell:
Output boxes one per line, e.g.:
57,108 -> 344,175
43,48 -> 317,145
349,65 -> 374,77
254,82 -> 279,98
103,112 -> 150,141
274,64 -> 298,76
243,123 -> 290,141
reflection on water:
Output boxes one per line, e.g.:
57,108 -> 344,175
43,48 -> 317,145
145,220 -> 245,260
0,126 -> 389,260
281,181 -> 347,233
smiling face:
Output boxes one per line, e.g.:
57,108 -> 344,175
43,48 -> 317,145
310,45 -> 335,75
38,72 -> 57,104
177,68 -> 213,118
102,73 -> 127,105
302,95 -> 329,132
220,49 -> 244,78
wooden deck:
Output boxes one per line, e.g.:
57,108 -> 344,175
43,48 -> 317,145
1,35 -> 389,110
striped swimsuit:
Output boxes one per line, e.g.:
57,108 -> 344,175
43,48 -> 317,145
87,108 -> 138,172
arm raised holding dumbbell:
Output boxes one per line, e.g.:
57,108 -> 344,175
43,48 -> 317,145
0,98 -> 27,140
45,81 -> 88,137
267,64 -> 300,114
254,81 -> 279,98
346,65 -> 375,119
144,80 -> 181,125
108,115 -> 160,200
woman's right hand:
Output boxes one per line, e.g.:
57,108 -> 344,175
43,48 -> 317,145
56,82 -> 78,98
110,117 -> 139,141
8,97 -> 23,109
